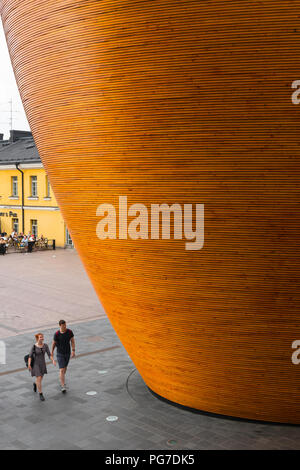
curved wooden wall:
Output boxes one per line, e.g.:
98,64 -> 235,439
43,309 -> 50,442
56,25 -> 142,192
1,0 -> 300,423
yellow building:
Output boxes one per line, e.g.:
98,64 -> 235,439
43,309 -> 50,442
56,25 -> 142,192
0,130 -> 73,248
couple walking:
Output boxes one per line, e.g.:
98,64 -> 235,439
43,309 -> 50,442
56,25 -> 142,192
28,319 -> 75,401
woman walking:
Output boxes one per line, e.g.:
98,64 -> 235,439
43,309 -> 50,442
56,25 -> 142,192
28,333 -> 54,401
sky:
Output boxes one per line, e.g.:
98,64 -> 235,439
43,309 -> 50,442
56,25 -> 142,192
0,22 -> 30,139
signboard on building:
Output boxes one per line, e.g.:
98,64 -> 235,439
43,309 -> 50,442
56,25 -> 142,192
0,211 -> 17,217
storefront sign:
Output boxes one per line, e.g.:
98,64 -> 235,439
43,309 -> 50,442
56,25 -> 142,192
0,211 -> 17,217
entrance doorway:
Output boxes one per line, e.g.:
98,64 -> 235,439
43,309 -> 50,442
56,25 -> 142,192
65,227 -> 74,248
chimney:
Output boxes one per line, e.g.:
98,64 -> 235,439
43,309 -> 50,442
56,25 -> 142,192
10,129 -> 32,142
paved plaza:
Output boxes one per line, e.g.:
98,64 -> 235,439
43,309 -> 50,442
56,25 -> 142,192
0,249 -> 299,450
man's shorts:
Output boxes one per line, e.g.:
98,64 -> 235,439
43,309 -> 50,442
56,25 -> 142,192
56,353 -> 71,369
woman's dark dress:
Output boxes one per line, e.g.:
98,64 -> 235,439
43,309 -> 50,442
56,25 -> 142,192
29,344 -> 51,377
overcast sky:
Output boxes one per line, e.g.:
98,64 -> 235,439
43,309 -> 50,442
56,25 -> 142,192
0,22 -> 30,139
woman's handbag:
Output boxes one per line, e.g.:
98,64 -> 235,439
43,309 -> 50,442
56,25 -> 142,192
24,345 -> 36,369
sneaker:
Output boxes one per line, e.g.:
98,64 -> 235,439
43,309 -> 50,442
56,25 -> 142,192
33,383 -> 37,393
39,393 -> 45,401
61,385 -> 66,393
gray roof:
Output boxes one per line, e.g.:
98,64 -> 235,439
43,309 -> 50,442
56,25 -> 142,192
0,134 -> 41,166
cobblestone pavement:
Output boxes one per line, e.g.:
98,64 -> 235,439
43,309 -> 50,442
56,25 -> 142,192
0,251 -> 299,450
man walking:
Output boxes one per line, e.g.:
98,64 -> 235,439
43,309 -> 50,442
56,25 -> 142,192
51,320 -> 75,393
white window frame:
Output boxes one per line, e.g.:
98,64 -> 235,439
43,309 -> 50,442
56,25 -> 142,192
31,219 -> 38,237
66,227 -> 73,247
31,176 -> 38,197
12,176 -> 18,197
12,218 -> 19,233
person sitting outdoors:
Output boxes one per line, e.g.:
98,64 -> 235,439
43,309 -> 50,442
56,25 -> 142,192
2,233 -> 9,248
28,234 -> 36,253
11,230 -> 18,240
0,237 -> 7,255
21,235 -> 28,248
10,231 -> 18,247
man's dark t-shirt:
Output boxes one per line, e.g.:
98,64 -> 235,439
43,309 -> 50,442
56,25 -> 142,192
54,329 -> 74,355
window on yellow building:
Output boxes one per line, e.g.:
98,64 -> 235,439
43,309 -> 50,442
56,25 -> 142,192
31,219 -> 38,237
11,176 -> 18,197
46,176 -> 51,198
31,176 -> 38,197
12,218 -> 19,233
66,228 -> 73,247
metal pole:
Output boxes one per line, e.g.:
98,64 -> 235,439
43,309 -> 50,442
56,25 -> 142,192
15,163 -> 24,233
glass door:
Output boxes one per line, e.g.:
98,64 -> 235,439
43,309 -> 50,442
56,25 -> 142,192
66,227 -> 74,248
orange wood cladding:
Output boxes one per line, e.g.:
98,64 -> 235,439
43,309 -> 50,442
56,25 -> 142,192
1,0 -> 300,423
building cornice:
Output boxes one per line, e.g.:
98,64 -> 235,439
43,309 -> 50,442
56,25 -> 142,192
0,204 -> 59,211
0,162 -> 43,170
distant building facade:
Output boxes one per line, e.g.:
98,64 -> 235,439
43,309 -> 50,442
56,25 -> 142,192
0,130 -> 73,248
